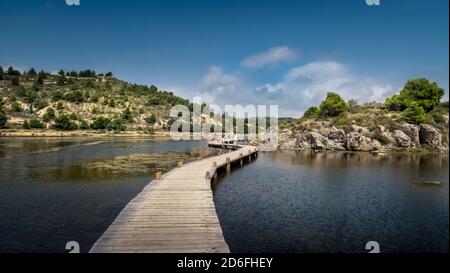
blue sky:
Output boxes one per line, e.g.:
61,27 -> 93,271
1,0 -> 448,117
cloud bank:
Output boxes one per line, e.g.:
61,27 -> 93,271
194,60 -> 395,117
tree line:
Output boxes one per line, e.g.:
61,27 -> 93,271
302,78 -> 447,125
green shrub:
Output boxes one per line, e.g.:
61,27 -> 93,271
42,107 -> 56,122
46,107 -> 56,119
65,90 -> 84,104
402,103 -> 426,124
33,98 -> 48,110
331,112 -> 351,127
108,99 -> 115,108
15,86 -> 27,98
11,102 -> 22,112
145,113 -> 157,124
50,90 -> 64,101
431,112 -> 445,124
385,94 -> 409,112
22,120 -> 30,129
319,92 -> 349,117
79,120 -> 90,130
91,116 -> 111,130
121,107 -> 133,122
68,113 -> 78,120
303,106 -> 319,119
56,75 -> 66,86
400,78 -> 444,112
0,112 -> 7,128
29,119 -> 44,129
7,66 -> 21,76
92,107 -> 100,115
108,118 -> 126,131
11,77 -> 20,86
36,75 -> 44,85
385,78 -> 445,113
56,101 -> 64,110
53,115 -> 78,131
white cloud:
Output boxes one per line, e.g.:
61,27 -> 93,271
189,61 -> 396,117
256,83 -> 284,93
241,46 -> 298,69
194,66 -> 244,106
286,61 -> 350,81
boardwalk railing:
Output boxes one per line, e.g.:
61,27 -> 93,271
90,144 -> 259,253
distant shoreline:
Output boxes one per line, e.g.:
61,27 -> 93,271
0,129 -> 171,138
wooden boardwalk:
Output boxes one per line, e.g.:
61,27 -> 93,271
90,144 -> 258,253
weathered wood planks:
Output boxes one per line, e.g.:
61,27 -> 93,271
89,145 -> 258,253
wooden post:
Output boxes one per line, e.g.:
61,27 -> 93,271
226,157 -> 231,174
177,161 -> 183,168
240,158 -> 243,167
212,161 -> 217,167
155,171 -> 162,180
206,171 -> 211,180
248,154 -> 252,163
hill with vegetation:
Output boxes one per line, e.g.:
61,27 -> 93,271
278,78 -> 449,152
0,65 -> 191,134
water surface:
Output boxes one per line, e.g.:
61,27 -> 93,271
213,151 -> 449,253
1,138 -> 448,253
0,137 -> 218,253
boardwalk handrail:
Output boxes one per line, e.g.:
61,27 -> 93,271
90,143 -> 259,253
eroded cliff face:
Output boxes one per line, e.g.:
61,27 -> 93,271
278,120 -> 449,153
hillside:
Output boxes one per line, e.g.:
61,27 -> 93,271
0,66 -> 190,133
278,78 -> 449,152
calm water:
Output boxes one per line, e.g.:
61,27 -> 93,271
213,151 -> 449,253
1,138 -> 448,253
0,137 -> 219,253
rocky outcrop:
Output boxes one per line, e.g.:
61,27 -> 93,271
392,130 -> 412,147
396,123 -> 420,146
419,124 -> 443,149
346,132 -> 381,152
277,121 -> 447,152
279,138 -> 297,150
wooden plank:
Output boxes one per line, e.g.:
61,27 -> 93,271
90,144 -> 258,253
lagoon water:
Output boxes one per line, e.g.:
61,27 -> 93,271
214,151 -> 449,253
0,137 -> 218,253
0,138 -> 448,253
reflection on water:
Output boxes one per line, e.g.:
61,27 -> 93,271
214,151 -> 449,253
0,137 -> 219,252
1,137 -> 448,253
